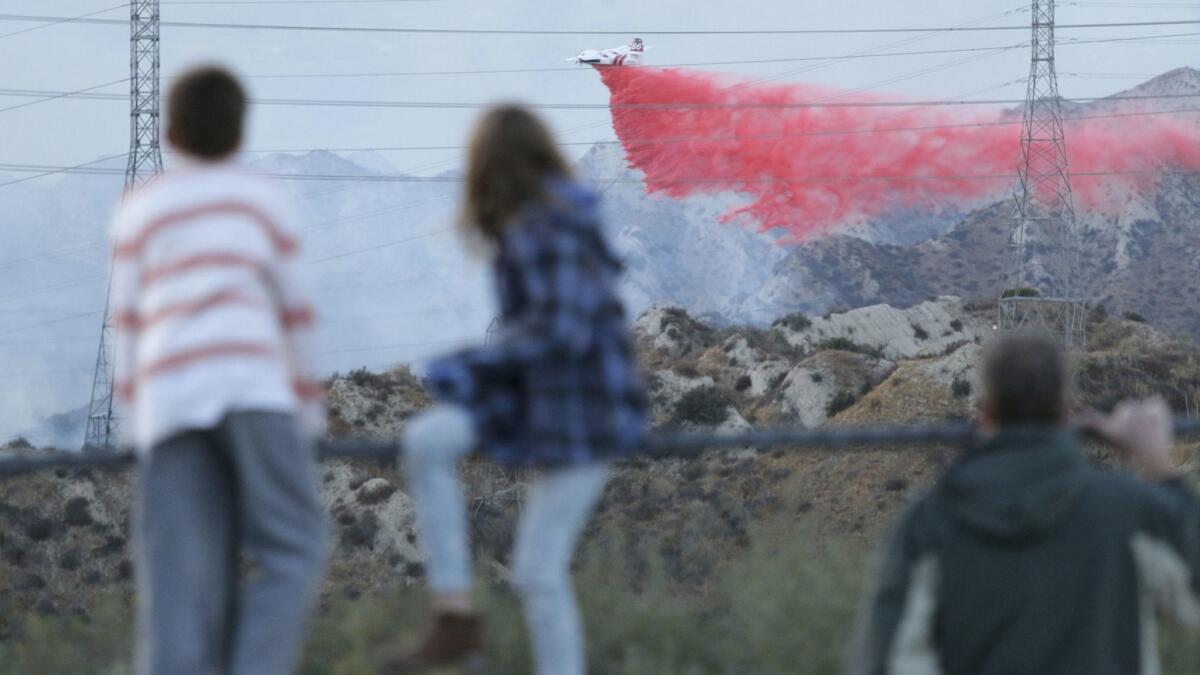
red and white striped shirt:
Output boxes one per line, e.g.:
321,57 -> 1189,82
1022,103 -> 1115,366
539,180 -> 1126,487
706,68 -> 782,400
111,161 -> 324,452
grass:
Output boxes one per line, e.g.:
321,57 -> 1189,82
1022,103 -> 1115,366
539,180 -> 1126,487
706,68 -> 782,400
0,525 -> 866,675
5,521 -> 1197,675
0,594 -> 133,675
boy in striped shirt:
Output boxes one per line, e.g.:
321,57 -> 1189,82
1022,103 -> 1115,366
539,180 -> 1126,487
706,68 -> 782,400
112,66 -> 328,675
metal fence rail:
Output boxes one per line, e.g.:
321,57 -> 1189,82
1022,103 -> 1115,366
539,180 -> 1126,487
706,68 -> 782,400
4,418 -> 1200,479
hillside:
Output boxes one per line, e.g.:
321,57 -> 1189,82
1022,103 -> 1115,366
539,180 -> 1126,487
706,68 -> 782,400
5,299 -> 1200,631
743,67 -> 1200,332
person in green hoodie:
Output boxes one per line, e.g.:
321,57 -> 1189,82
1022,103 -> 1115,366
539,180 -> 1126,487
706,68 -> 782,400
849,330 -> 1200,675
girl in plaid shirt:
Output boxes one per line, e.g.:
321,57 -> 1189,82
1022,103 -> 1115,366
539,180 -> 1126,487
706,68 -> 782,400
378,105 -> 646,674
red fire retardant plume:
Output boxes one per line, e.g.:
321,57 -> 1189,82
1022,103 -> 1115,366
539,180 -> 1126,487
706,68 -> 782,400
598,66 -> 1200,241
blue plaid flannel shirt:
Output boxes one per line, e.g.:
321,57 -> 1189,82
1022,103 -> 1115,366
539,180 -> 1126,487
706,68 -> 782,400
426,177 -> 647,466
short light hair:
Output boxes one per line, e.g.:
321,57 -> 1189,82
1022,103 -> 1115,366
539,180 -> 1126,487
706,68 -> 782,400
981,330 -> 1069,425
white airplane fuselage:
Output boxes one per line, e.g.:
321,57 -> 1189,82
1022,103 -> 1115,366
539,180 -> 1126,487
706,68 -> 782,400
573,39 -> 645,66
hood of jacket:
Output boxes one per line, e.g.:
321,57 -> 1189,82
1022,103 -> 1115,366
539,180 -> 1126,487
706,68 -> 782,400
938,427 -> 1091,541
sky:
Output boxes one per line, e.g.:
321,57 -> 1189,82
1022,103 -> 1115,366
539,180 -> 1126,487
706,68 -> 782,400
1,0 -> 1198,176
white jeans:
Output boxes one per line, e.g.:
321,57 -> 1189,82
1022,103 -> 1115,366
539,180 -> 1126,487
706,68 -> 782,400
403,405 -> 608,675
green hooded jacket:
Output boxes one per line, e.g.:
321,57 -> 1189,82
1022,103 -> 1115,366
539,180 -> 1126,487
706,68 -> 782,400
850,428 -> 1200,675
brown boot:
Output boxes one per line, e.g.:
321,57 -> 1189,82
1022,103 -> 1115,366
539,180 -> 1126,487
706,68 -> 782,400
376,612 -> 485,673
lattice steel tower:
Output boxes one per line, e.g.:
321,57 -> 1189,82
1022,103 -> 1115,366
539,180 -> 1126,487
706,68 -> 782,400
83,0 -> 163,451
998,0 -> 1086,349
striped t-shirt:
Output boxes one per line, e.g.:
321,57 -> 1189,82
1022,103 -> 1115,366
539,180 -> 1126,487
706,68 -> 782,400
111,161 -> 324,452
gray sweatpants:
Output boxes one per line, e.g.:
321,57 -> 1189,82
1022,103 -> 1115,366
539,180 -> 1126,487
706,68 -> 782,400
134,411 -> 329,675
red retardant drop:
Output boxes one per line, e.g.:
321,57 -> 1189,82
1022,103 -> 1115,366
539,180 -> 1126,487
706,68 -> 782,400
597,66 -> 1200,242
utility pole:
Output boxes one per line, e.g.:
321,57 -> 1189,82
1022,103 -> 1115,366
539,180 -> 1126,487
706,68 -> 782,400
998,0 -> 1086,349
83,0 -> 163,451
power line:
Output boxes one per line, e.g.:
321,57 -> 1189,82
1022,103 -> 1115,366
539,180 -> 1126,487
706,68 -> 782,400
0,79 -> 129,115
0,305 -> 98,313
1060,29 -> 1200,45
136,30 -> 1194,80
315,272 -> 487,291
3,13 -> 1200,35
236,44 -> 1030,78
1066,1 -> 1200,7
0,368 -> 92,378
164,0 -> 438,4
0,34 -> 1186,118
0,3 -> 127,41
0,276 -> 106,305
0,171 -> 456,271
225,105 -> 1200,154
5,162 -> 1199,185
0,310 -> 104,337
741,5 -> 1027,88
323,305 -> 486,323
304,228 -> 451,264
0,152 -> 128,189
324,336 -> 473,354
0,242 -> 107,272
1062,72 -> 1163,79
805,45 -> 1020,102
303,191 -> 457,234
5,86 -> 1200,110
0,336 -> 97,346
2,100 -> 1198,192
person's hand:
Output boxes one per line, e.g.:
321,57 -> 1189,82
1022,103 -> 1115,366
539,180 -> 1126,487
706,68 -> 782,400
1081,397 -> 1177,480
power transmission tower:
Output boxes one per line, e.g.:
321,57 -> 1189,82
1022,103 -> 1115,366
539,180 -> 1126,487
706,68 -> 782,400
484,316 -> 501,346
998,0 -> 1086,349
83,0 -> 163,451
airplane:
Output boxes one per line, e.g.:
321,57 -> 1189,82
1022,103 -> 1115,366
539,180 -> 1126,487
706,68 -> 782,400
570,38 -> 646,66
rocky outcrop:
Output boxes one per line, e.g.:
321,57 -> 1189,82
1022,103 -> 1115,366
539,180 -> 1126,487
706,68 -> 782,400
774,297 -> 979,360
774,351 -> 897,428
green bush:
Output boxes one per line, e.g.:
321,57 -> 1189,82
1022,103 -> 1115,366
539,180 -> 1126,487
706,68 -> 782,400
826,391 -> 857,417
772,312 -> 812,332
952,379 -> 972,398
1122,311 -> 1147,323
817,337 -> 857,352
815,338 -> 883,359
1001,287 -> 1041,298
670,386 -> 731,427
348,367 -> 375,387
